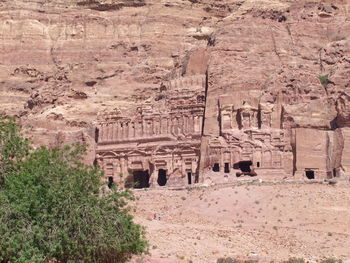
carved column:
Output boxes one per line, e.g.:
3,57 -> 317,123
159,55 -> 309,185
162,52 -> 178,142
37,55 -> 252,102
115,122 -> 120,141
107,124 -> 111,142
120,157 -> 128,177
183,115 -> 188,135
134,121 -> 140,138
155,119 -> 160,135
144,120 -> 149,136
179,116 -> 184,135
143,119 -> 148,137
181,158 -> 186,176
232,111 -> 238,129
160,117 -> 165,134
220,148 -> 224,172
199,115 -> 203,134
141,119 -> 145,137
171,118 -> 175,135
118,123 -> 122,140
112,160 -> 118,183
175,117 -> 180,135
138,120 -> 143,137
124,122 -> 129,139
167,118 -> 171,134
111,123 -> 116,141
104,124 -> 109,142
148,120 -> 152,136
151,119 -> 155,136
191,159 -> 197,173
129,122 -> 135,138
189,115 -> 194,133
167,157 -> 173,173
194,115 -> 200,134
152,119 -> 156,135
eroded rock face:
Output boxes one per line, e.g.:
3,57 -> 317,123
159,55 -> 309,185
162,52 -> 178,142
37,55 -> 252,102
1,0 -> 350,185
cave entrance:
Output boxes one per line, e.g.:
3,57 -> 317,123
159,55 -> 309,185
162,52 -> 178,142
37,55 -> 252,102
212,163 -> 220,172
239,161 -> 252,172
107,176 -> 114,189
224,163 -> 230,173
256,162 -> 260,168
305,170 -> 315,180
133,170 -> 150,189
187,172 -> 192,185
157,169 -> 167,186
234,161 -> 256,177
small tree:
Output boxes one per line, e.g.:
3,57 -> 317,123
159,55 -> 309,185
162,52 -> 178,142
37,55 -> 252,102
0,116 -> 31,185
0,118 -> 147,263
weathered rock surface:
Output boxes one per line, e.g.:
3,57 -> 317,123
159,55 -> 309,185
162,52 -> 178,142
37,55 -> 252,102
0,0 -> 350,182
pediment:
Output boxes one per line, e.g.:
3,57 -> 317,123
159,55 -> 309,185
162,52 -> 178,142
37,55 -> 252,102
100,151 -> 118,158
127,149 -> 148,156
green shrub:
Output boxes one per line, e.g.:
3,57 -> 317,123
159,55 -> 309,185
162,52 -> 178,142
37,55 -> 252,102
0,117 -> 147,263
283,258 -> 305,263
319,258 -> 343,263
319,74 -> 329,87
216,258 -> 257,263
334,36 -> 346,41
0,116 -> 31,185
217,257 -> 236,263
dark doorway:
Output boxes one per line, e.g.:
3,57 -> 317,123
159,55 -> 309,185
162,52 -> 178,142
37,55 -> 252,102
194,173 -> 199,184
333,168 -> 338,178
224,163 -> 230,173
234,161 -> 256,177
95,128 -> 99,143
305,170 -> 315,180
212,163 -> 220,172
238,161 -> 252,172
107,176 -> 114,189
187,172 -> 192,184
157,169 -> 167,186
257,162 -> 260,168
133,170 -> 150,188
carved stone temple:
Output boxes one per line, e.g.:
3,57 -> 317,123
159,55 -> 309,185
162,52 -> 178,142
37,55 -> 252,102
201,92 -> 289,179
96,75 -> 206,188
96,75 -> 350,188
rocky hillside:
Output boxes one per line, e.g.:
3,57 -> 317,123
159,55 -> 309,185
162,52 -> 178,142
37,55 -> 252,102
0,0 -> 349,163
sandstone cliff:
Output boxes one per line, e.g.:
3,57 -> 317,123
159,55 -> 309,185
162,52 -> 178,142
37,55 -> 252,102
0,0 -> 349,177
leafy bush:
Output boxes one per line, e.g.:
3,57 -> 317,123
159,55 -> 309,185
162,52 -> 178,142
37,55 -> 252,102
0,116 -> 31,185
319,74 -> 329,87
283,258 -> 305,263
334,36 -> 346,41
319,258 -> 343,263
0,117 -> 147,263
217,257 -> 236,263
217,258 -> 257,263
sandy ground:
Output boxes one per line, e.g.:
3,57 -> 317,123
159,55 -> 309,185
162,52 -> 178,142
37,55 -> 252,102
130,179 -> 350,263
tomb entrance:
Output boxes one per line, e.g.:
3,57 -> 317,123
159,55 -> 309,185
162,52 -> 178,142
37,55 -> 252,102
305,170 -> 315,179
133,170 -> 150,188
157,169 -> 167,186
212,163 -> 220,172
